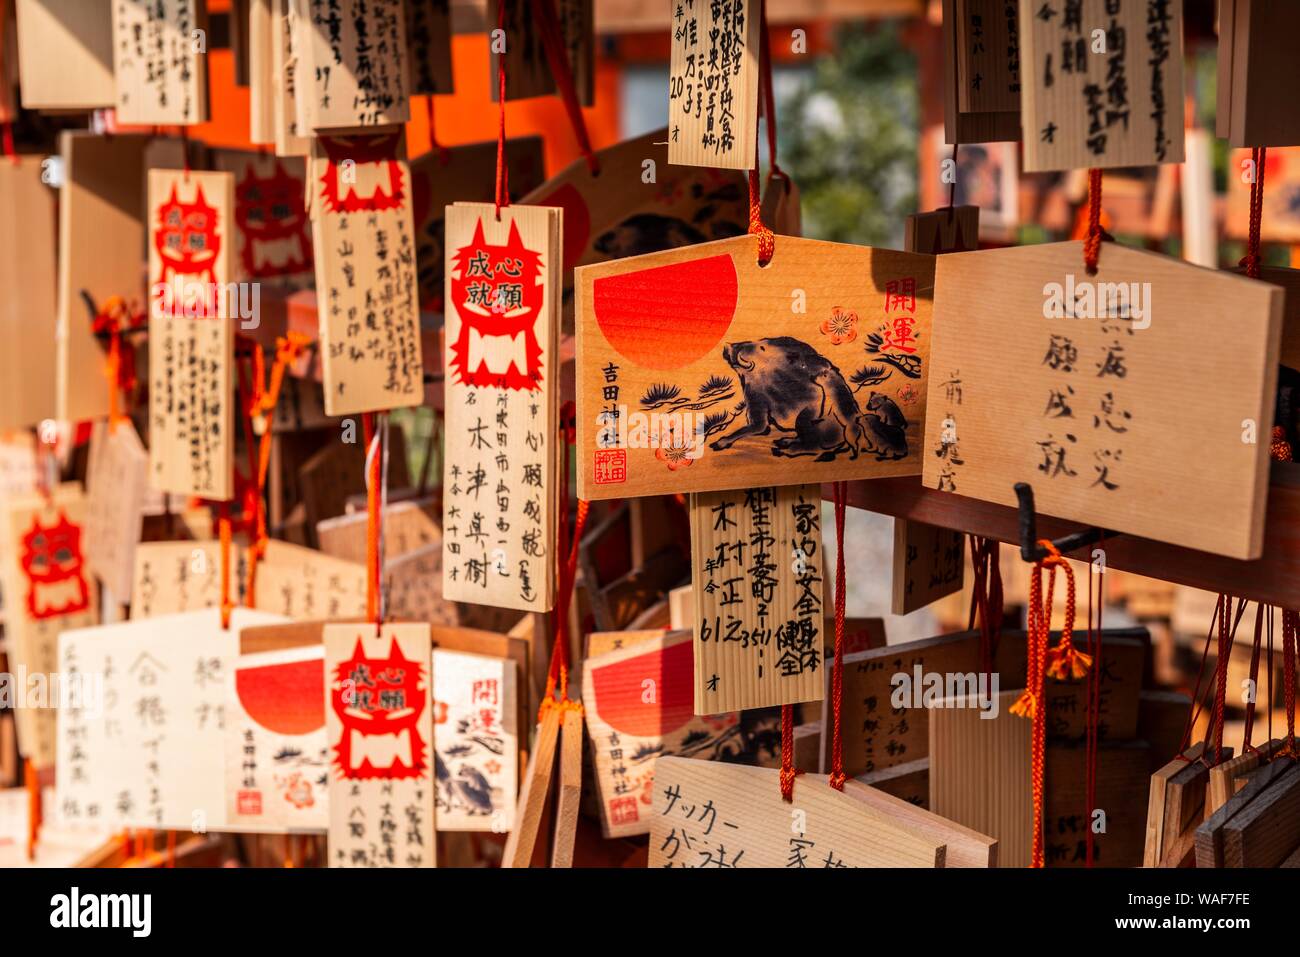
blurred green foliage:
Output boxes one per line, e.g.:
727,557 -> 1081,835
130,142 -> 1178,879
779,21 -> 918,249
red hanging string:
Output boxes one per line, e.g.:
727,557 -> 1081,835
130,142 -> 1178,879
1,122 -> 14,164
1243,603 -> 1264,752
1279,610 -> 1298,758
218,500 -> 233,629
747,139 -> 774,267
494,0 -> 510,217
531,0 -> 599,175
1240,146 -> 1267,280
1083,168 -> 1105,274
24,758 -> 38,861
758,0 -> 785,186
828,481 -> 848,791
1211,594 -> 1233,765
362,413 -> 383,626
540,401 -> 588,717
968,536 -> 1003,679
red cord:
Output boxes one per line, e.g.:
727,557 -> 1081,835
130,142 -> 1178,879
531,0 -> 599,175
828,481 -> 847,791
1239,147 -> 1267,280
1083,168 -> 1104,274
758,0 -> 784,185
540,402 -> 588,715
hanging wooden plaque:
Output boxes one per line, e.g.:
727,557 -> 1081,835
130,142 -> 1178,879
407,0 -> 453,95
666,0 -> 758,170
689,483 -> 824,714
550,706 -> 583,867
294,0 -> 411,131
15,0 -> 115,110
272,0 -> 311,156
147,169 -> 236,501
130,540 -> 226,618
431,648 -> 519,832
248,0 -> 276,143
110,0 -> 210,125
57,131 -> 149,425
581,631 -> 779,839
891,519 -> 964,616
212,150 -> 314,289
309,131 -> 424,416
1217,0 -> 1300,148
1019,0 -> 1184,172
253,539 -> 368,620
226,642 -> 329,833
0,154 -> 57,430
941,0 -> 1019,145
441,202 -> 560,612
325,621 -> 435,867
84,419 -> 149,602
55,608 -> 288,830
501,705 -> 560,867
922,242 -> 1280,559
490,0 -> 593,105
0,484 -> 99,769
576,236 -> 935,500
955,0 -> 1021,114
649,757 -> 947,867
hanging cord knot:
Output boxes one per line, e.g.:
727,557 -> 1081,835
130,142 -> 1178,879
1082,168 -> 1111,275
1238,146 -> 1268,281
88,294 -> 144,427
747,167 -> 775,266
1040,543 -> 1091,681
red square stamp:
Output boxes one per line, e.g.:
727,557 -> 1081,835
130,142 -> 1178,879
594,448 -> 626,484
609,796 -> 639,824
237,790 -> 263,815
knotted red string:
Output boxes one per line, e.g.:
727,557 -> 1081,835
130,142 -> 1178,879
747,151 -> 774,266
540,401 -> 588,718
1083,168 -> 1105,274
1010,541 -> 1088,868
1239,146 -> 1267,280
828,481 -> 848,791
532,0 -> 599,175
91,296 -> 144,428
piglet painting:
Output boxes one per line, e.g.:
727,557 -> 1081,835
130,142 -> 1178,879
576,235 -> 934,499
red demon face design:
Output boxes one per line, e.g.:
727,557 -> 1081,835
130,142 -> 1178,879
448,218 -> 545,391
330,639 -> 428,780
235,162 -> 312,278
155,183 -> 221,286
19,511 -> 91,620
318,134 -> 405,214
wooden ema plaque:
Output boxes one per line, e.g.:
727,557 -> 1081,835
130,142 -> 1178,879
57,131 -> 149,424
649,756 -> 992,868
891,518 -> 964,616
226,642 -> 329,833
667,0 -> 758,171
293,0 -> 411,131
15,0 -> 115,110
922,241 -> 1281,560
689,483 -> 824,714
406,0 -> 453,96
211,150 -> 314,289
941,0 -> 1019,145
271,0 -> 310,156
955,0 -> 1022,114
431,648 -> 519,832
110,0 -> 209,125
147,169 -> 236,501
490,0 -> 593,105
1217,0 -> 1300,148
56,608 -> 289,830
309,131 -> 424,416
0,485 -> 99,769
576,236 -> 935,500
0,154 -> 58,430
1019,0 -> 1184,172
84,419 -> 149,601
582,631 -> 783,839
441,202 -> 560,612
325,621 -> 435,867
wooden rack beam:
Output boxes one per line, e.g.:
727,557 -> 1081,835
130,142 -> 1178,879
839,463 -> 1300,609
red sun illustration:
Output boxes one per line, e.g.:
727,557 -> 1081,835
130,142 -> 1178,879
590,639 -> 694,739
235,656 -> 325,737
592,254 -> 738,370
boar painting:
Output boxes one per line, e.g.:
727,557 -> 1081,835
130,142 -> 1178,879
575,236 -> 935,499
